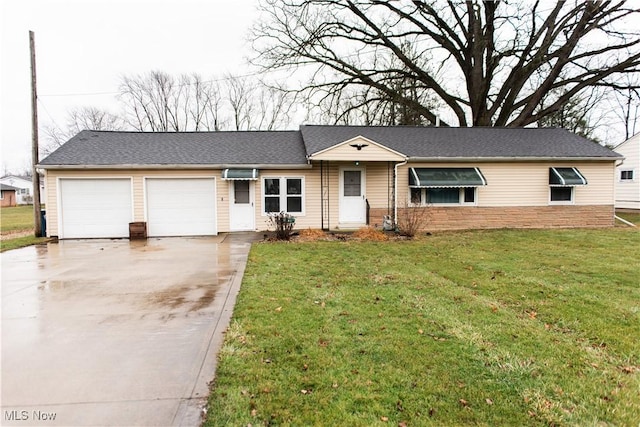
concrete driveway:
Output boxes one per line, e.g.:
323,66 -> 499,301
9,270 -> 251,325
1,233 -> 258,426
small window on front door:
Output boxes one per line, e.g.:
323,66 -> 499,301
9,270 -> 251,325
344,171 -> 361,196
234,181 -> 250,204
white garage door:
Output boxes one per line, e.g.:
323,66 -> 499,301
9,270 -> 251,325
146,178 -> 217,237
59,178 -> 133,239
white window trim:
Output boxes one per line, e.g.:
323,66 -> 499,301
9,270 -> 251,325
409,187 -> 478,206
261,176 -> 305,216
549,186 -> 575,205
0,191 -> 4,200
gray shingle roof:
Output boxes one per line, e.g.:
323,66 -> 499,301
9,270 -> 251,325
1,183 -> 20,191
39,130 -> 308,166
39,126 -> 622,168
300,125 -> 622,159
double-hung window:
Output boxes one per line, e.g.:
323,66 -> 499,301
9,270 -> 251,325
263,177 -> 304,214
620,170 -> 634,181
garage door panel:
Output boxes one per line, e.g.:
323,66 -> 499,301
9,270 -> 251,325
146,178 -> 217,237
60,179 -> 132,239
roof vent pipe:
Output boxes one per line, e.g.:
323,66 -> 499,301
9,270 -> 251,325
435,117 -> 440,127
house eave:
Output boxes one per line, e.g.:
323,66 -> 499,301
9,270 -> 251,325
37,163 -> 313,170
407,156 -> 623,163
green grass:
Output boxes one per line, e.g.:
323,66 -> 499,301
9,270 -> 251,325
1,206 -> 50,252
616,211 -> 640,225
206,228 -> 639,426
0,235 -> 51,252
1,205 -> 37,232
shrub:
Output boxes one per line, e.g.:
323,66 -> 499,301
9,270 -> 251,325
267,212 -> 296,240
397,202 -> 429,238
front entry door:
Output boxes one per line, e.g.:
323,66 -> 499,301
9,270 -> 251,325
339,168 -> 366,224
229,181 -> 255,231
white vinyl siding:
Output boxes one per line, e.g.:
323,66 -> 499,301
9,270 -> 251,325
615,134 -> 640,209
397,162 -> 615,207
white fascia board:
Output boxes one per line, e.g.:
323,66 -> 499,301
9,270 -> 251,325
407,156 -> 622,163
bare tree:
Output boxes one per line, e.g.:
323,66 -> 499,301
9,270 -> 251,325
117,71 -> 295,132
613,86 -> 640,140
537,88 -> 604,140
226,74 -> 256,130
252,0 -> 640,129
42,106 -> 124,155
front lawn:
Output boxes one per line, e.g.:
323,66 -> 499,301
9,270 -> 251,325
1,206 -> 50,252
1,205 -> 37,233
616,211 -> 640,225
206,228 -> 639,426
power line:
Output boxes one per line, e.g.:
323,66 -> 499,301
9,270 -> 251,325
38,69 -> 269,98
37,98 -> 63,130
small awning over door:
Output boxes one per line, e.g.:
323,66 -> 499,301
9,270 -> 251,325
409,167 -> 487,188
549,167 -> 587,186
221,169 -> 259,180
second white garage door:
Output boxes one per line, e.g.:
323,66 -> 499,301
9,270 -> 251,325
145,178 -> 217,237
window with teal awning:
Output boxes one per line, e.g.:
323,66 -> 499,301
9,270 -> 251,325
409,167 -> 487,187
549,167 -> 587,186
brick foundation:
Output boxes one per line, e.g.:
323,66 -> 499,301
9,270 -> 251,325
370,205 -> 615,231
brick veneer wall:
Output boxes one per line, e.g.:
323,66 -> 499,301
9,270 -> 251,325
370,205 -> 615,231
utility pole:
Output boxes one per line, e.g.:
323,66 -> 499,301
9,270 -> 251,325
30,30 -> 43,237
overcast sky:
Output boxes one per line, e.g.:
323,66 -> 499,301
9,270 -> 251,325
1,0 -> 259,172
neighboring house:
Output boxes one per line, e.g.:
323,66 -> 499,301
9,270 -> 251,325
614,133 -> 639,210
1,184 -> 18,207
0,175 -> 45,205
37,126 -> 622,239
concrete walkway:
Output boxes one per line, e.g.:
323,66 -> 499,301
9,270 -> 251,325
1,233 -> 259,426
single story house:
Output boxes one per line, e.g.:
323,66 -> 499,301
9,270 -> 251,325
0,174 -> 45,205
37,126 -> 623,239
1,184 -> 18,207
614,133 -> 639,210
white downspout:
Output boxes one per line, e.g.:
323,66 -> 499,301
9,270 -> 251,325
615,215 -> 637,227
394,159 -> 408,228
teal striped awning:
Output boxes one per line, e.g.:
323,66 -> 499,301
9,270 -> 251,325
221,169 -> 259,180
549,167 -> 587,186
409,167 -> 487,188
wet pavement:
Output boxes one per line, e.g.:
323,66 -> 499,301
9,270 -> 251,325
1,233 -> 259,426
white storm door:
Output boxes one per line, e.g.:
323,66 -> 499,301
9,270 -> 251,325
146,178 -> 217,237
59,178 -> 132,239
339,168 -> 366,224
229,180 -> 255,231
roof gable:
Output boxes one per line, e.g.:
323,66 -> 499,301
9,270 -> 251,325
613,133 -> 639,157
308,135 -> 406,161
1,183 -> 19,191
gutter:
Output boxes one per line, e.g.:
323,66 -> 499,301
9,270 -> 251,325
408,156 -> 623,163
37,163 -> 314,170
